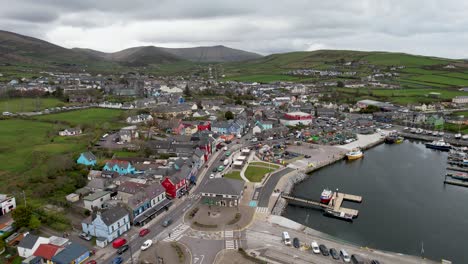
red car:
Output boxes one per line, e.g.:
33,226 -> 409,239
86,261 -> 97,264
112,238 -> 127,249
139,228 -> 150,237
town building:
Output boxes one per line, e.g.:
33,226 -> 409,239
280,111 -> 313,126
81,207 -> 130,247
200,178 -> 244,207
58,128 -> 82,136
83,191 -> 111,210
76,152 -> 97,166
0,194 -> 16,216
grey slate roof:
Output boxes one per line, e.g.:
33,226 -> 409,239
99,206 -> 129,226
81,152 -> 96,161
18,234 -> 39,249
51,243 -> 88,264
200,178 -> 245,196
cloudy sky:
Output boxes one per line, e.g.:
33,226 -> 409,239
1,0 -> 467,58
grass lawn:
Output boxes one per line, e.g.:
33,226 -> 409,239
35,108 -> 124,128
113,150 -> 140,158
0,98 -> 68,113
223,171 -> 243,181
244,165 -> 277,182
248,162 -> 281,169
223,74 -> 305,83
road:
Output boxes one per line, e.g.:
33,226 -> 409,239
101,133 -> 252,264
255,168 -> 295,207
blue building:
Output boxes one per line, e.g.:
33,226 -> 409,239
127,184 -> 172,226
103,160 -> 135,175
255,121 -> 273,130
76,152 -> 97,166
51,243 -> 90,264
82,206 -> 130,247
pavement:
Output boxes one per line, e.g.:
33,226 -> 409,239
244,217 -> 438,264
254,167 -> 295,208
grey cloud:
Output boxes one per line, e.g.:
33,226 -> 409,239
1,0 -> 468,58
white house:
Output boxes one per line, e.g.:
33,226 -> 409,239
126,114 -> 153,124
17,234 -> 49,258
81,207 -> 130,247
83,191 -> 111,210
0,194 -> 15,216
59,128 -> 82,136
453,96 -> 468,104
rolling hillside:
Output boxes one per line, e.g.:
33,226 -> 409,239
0,30 -> 261,67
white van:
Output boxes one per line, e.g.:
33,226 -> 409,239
282,232 -> 291,246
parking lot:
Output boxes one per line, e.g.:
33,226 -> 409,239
245,218 -> 438,264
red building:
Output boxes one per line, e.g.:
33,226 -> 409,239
197,121 -> 211,131
280,111 -> 313,126
161,176 -> 187,198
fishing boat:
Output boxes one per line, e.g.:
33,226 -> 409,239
320,189 -> 333,204
425,140 -> 451,151
447,172 -> 468,181
324,209 -> 355,221
395,136 -> 404,144
384,135 -> 396,144
346,148 -> 363,160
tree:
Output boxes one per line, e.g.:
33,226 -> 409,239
28,215 -> 41,230
225,111 -> 234,120
337,81 -> 345,88
235,99 -> 242,105
12,205 -> 32,228
184,84 -> 191,97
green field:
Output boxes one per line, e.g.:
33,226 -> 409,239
0,98 -> 68,113
223,171 -> 243,181
244,165 -> 277,182
35,108 -> 124,127
248,162 -> 281,169
224,74 -> 305,83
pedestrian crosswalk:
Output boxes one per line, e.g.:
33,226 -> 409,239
224,230 -> 234,238
256,207 -> 269,214
188,193 -> 201,200
225,239 -> 238,250
162,223 -> 190,242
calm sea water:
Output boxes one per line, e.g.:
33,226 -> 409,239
284,141 -> 468,263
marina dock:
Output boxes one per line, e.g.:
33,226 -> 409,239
444,179 -> 468,188
281,192 -> 362,219
446,166 -> 468,173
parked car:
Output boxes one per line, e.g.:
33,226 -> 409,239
117,244 -> 129,255
139,228 -> 150,237
371,260 -> 380,264
86,261 -> 97,264
212,168 -> 218,172
351,254 -> 366,264
210,173 -> 215,179
79,232 -> 92,241
112,257 -> 123,264
282,232 -> 291,246
292,237 -> 300,248
304,155 -> 311,158
319,244 -> 329,256
112,238 -> 127,248
141,240 -> 153,251
329,248 -> 340,260
340,249 -> 351,262
311,241 -> 320,254
162,218 -> 173,227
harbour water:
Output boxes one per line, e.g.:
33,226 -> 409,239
284,141 -> 468,263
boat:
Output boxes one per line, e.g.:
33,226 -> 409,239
447,172 -> 468,181
425,140 -> 451,151
346,148 -> 363,160
324,209 -> 354,221
395,136 -> 404,144
320,189 -> 333,204
384,135 -> 396,144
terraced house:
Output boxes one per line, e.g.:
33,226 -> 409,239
103,160 -> 136,175
81,206 -> 130,248
126,183 -> 172,226
76,152 -> 97,166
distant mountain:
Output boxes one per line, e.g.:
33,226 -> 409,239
160,45 -> 262,62
0,30 -> 262,67
0,30 -> 98,65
